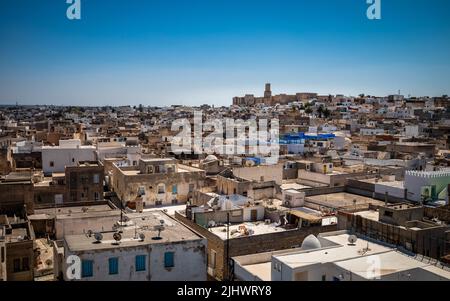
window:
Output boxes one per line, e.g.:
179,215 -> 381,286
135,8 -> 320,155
94,192 -> 100,201
322,275 -> 326,281
138,186 -> 145,196
81,260 -> 93,278
72,158 -> 75,163
93,174 -> 100,184
164,252 -> 174,268
135,255 -> 146,272
158,184 -> 165,194
384,211 -> 393,217
109,258 -> 119,275
189,184 -> 195,193
1,247 -> 4,263
172,185 -> 178,194
22,257 -> 29,271
13,258 -> 21,273
49,161 -> 54,167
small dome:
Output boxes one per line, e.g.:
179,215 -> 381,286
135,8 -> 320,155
301,234 -> 321,250
204,155 -> 218,162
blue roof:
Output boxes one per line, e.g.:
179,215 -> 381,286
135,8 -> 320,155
280,132 -> 335,144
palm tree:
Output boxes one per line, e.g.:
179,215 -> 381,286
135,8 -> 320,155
305,107 -> 313,115
317,105 -> 324,118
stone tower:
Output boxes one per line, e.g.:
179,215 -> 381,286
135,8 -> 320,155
264,83 -> 272,98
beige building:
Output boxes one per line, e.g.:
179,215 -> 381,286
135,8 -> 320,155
111,158 -> 205,207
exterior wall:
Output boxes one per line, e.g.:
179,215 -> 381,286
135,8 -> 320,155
378,206 -> 424,226
2,240 -> 34,281
65,165 -> 105,203
233,164 -> 283,185
360,128 -> 385,136
0,182 -> 34,215
63,239 -> 207,281
249,184 -> 276,201
42,146 -> 96,175
112,164 -> 205,207
405,170 -> 450,203
242,206 -> 265,222
33,183 -> 66,206
337,211 -> 449,260
217,176 -> 251,196
374,183 -> 405,200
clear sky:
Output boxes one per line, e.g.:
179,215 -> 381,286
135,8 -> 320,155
0,0 -> 449,106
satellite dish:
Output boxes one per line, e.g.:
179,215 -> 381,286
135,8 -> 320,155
94,232 -> 103,243
113,232 -> 122,244
348,235 -> 358,245
138,233 -> 145,242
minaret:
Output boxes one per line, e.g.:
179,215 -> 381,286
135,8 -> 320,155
264,83 -> 272,98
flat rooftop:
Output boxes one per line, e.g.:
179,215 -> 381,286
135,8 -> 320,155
32,204 -> 116,219
361,178 -> 405,188
334,250 -> 449,279
280,183 -> 311,190
210,221 -> 286,240
273,233 -> 392,270
65,211 -> 202,252
354,210 -> 380,221
306,192 -> 386,209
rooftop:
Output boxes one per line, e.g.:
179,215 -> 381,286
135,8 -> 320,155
209,221 -> 287,240
306,192 -> 386,209
64,211 -> 202,252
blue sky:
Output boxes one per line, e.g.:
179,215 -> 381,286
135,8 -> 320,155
0,0 -> 449,106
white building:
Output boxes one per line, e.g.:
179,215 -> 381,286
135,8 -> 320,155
60,211 -> 207,281
41,139 -> 96,175
233,231 -> 450,281
360,128 -> 385,136
405,170 -> 450,204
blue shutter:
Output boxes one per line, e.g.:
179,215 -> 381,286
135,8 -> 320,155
81,260 -> 93,278
135,255 -> 146,271
164,252 -> 174,268
172,185 -> 177,194
108,258 -> 119,275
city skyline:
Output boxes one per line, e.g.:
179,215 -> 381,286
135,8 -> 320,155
1,0 -> 450,106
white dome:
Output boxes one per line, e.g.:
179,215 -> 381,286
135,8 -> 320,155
301,234 -> 321,250
204,155 -> 218,162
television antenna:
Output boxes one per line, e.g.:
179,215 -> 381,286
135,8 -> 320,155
152,220 -> 165,240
